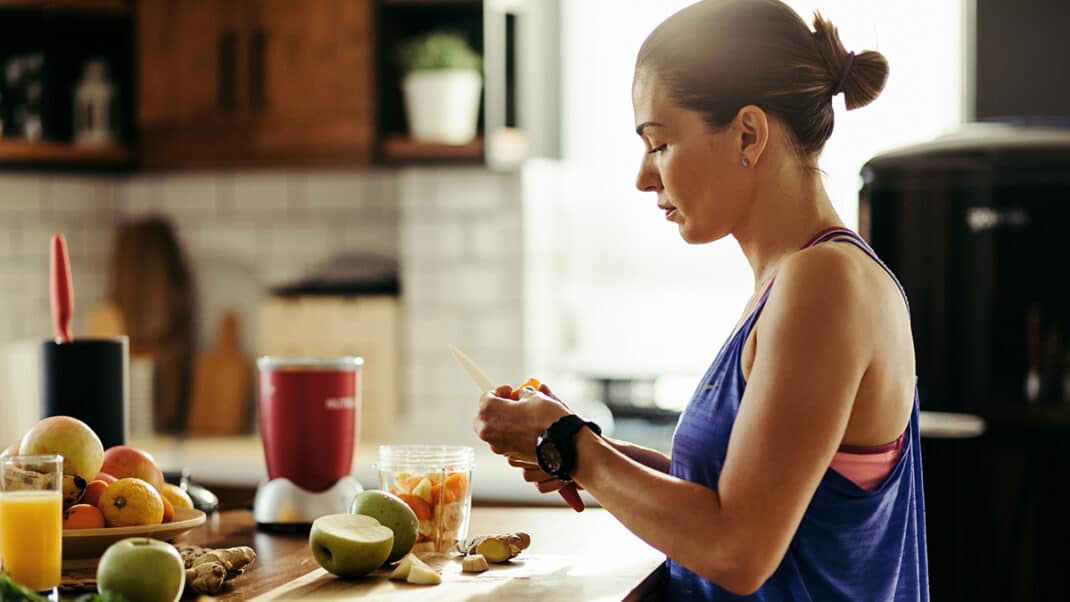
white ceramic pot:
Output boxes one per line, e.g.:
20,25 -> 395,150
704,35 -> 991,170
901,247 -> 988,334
402,69 -> 482,144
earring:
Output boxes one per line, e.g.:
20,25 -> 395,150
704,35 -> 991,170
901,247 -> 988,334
741,157 -> 750,167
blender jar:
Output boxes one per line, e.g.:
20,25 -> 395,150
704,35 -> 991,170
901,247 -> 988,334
376,445 -> 474,554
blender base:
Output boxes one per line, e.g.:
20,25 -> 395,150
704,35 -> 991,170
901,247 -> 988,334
253,475 -> 364,529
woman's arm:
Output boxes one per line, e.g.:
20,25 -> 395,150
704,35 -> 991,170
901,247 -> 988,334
566,247 -> 873,594
476,246 -> 875,595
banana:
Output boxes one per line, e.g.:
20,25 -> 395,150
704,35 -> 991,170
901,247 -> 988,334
62,474 -> 87,508
1,466 -> 55,491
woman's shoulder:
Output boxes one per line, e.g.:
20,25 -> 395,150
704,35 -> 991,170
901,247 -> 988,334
776,241 -> 873,302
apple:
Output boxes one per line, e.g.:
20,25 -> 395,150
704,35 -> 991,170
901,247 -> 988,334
350,489 -> 419,564
100,446 -> 164,491
309,513 -> 394,579
19,416 -> 104,480
97,537 -> 185,602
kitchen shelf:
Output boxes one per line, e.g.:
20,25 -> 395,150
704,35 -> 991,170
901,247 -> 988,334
380,135 -> 484,163
0,139 -> 131,166
0,0 -> 129,15
381,0 -> 479,5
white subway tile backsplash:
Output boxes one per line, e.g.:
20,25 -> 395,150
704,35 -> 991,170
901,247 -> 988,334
16,223 -> 55,259
1,165 -> 531,441
233,173 -> 290,212
0,175 -> 46,215
268,224 -> 333,257
303,171 -> 371,212
160,175 -> 219,214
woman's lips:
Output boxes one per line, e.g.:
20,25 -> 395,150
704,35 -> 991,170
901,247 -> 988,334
664,208 -> 677,220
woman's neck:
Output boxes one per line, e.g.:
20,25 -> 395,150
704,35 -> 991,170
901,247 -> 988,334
733,161 -> 844,292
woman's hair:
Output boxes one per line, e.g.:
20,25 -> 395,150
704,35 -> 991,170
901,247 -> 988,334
636,0 -> 888,158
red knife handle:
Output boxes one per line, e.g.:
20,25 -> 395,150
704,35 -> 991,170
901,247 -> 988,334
50,234 -> 73,343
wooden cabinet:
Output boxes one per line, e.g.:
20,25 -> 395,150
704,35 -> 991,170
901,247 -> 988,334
136,0 -> 374,169
250,0 -> 374,165
138,0 -> 253,168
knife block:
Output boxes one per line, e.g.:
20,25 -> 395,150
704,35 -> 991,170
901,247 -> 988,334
39,336 -> 129,449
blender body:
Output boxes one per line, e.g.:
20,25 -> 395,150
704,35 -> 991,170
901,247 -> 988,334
253,356 -> 364,528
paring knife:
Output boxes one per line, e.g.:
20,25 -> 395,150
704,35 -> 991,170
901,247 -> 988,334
447,344 -> 586,512
448,344 -> 495,392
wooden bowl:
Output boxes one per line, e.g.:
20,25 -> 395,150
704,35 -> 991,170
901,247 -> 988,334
63,506 -> 206,560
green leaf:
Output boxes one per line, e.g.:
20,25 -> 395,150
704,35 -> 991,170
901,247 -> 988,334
0,572 -> 48,602
395,31 -> 482,74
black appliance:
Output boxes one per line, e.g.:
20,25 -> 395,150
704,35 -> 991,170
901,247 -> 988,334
860,123 -> 1070,601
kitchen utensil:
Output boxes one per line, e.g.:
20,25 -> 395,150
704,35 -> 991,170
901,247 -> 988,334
110,217 -> 195,433
447,344 -> 494,391
187,311 -> 251,435
49,234 -> 73,343
39,336 -> 129,449
447,344 -> 586,512
253,356 -> 365,529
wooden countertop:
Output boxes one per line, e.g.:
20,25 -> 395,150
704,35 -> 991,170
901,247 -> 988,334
182,506 -> 665,600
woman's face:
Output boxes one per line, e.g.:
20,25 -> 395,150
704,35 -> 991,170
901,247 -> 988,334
632,71 -> 750,244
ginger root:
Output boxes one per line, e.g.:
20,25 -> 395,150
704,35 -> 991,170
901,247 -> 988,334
458,532 -> 530,563
175,544 -> 256,594
462,553 -> 489,573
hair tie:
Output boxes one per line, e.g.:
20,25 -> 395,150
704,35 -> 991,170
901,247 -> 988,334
832,51 -> 856,96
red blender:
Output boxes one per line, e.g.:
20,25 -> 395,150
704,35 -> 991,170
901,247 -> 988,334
253,356 -> 364,529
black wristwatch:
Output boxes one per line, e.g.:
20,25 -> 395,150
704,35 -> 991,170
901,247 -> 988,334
535,414 -> 601,482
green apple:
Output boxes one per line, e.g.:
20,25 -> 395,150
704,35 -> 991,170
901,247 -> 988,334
350,489 -> 419,563
19,415 -> 104,481
97,537 -> 185,602
310,514 -> 394,578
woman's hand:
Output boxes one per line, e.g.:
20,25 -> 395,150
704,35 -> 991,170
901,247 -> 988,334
473,382 -> 587,511
507,457 -> 587,512
473,383 -> 570,465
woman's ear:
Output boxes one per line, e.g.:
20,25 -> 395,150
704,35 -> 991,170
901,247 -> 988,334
735,105 -> 769,167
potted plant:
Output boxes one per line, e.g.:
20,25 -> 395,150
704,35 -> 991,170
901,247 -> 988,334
395,31 -> 482,145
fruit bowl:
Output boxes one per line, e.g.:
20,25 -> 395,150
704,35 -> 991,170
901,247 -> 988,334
62,506 -> 206,560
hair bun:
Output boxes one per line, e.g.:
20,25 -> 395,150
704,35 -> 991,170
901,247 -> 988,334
812,12 -> 889,110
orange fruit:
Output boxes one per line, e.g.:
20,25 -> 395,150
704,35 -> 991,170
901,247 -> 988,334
98,478 -> 164,527
161,483 -> 194,511
94,472 -> 118,484
63,504 -> 105,529
509,377 -> 542,400
83,480 -> 108,507
161,495 -> 175,523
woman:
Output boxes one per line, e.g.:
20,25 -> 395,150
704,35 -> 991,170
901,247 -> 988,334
473,0 -> 927,599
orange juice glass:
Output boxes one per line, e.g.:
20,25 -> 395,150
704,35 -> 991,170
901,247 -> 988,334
0,454 -> 63,596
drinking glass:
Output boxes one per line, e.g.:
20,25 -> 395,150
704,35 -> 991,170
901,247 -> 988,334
0,454 -> 63,599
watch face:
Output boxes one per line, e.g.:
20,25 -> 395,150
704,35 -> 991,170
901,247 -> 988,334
538,439 -> 563,473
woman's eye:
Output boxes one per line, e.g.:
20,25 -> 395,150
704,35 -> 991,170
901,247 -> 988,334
647,145 -> 666,155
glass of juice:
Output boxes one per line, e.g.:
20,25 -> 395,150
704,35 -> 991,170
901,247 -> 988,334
0,454 -> 63,599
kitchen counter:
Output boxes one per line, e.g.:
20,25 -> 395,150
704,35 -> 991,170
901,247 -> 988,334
180,506 -> 664,600
131,410 -> 984,507
129,435 -> 589,507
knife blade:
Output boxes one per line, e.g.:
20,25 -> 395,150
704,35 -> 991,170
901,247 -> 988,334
448,344 -> 496,392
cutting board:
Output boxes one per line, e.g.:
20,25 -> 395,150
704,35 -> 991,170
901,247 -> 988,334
187,311 -> 251,435
247,553 -> 652,601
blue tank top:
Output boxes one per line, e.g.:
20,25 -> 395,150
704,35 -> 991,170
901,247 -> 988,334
666,227 -> 929,601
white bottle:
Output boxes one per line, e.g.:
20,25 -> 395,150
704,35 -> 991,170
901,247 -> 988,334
73,59 -> 115,146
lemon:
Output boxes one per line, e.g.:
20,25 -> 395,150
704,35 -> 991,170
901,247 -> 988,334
161,483 -> 194,511
99,478 -> 164,527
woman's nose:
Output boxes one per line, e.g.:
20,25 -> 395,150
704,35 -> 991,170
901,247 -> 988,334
636,157 -> 661,192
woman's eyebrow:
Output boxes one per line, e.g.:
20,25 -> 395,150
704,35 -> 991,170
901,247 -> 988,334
635,121 -> 664,136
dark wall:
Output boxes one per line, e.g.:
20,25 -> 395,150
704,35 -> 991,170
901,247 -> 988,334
976,0 -> 1070,121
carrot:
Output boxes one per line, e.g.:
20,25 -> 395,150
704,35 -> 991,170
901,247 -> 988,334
442,472 -> 469,503
397,493 -> 433,520
509,377 -> 542,400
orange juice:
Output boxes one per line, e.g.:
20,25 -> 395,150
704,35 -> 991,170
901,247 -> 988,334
0,490 -> 62,591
